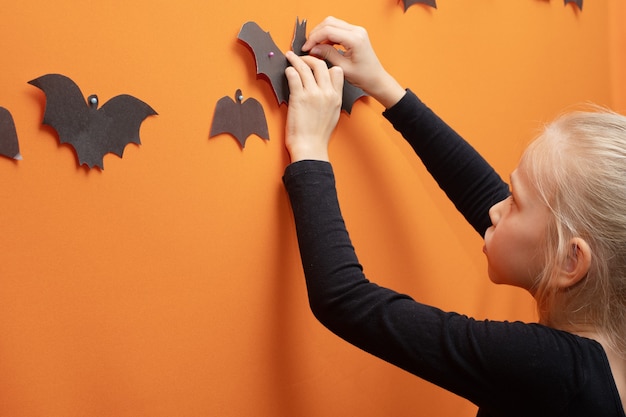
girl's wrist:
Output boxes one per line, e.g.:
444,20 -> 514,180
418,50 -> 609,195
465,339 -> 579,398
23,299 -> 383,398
287,140 -> 330,163
367,72 -> 406,109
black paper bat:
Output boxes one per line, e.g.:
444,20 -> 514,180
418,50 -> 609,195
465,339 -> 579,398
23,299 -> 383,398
0,107 -> 21,160
210,89 -> 269,148
28,73 -> 157,169
402,0 -> 437,11
238,19 -> 366,113
564,0 -> 582,10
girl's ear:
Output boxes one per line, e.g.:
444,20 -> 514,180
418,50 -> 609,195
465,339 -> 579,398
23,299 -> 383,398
557,237 -> 592,289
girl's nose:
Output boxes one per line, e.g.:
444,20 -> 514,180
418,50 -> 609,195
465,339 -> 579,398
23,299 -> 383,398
489,198 -> 506,226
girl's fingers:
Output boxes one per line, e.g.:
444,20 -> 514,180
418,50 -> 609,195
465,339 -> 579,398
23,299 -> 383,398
304,26 -> 354,53
303,17 -> 358,52
285,51 -> 315,89
300,55 -> 332,89
285,66 -> 303,94
286,51 -> 335,91
328,66 -> 345,95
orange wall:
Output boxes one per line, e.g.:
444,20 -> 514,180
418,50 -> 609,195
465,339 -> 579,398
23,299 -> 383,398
610,0 -> 626,113
0,1 -> 618,416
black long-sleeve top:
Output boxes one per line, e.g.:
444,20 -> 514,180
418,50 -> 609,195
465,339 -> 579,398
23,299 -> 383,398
282,90 -> 625,416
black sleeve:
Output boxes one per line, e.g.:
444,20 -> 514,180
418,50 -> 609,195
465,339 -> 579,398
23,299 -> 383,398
282,161 -> 598,416
383,90 -> 510,236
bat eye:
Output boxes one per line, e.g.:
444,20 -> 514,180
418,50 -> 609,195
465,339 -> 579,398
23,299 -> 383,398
87,95 -> 99,109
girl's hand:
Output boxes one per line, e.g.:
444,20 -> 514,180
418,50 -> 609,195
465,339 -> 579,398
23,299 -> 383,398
301,16 -> 405,108
284,51 -> 344,163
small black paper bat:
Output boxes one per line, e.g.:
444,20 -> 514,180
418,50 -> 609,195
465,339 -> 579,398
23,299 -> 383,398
28,73 -> 157,169
0,107 -> 21,160
564,0 -> 583,10
402,0 -> 437,11
210,89 -> 269,148
238,19 -> 366,113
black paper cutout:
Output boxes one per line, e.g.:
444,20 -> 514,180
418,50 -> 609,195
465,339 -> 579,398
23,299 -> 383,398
402,0 -> 437,11
210,89 -> 269,148
0,107 -> 21,160
564,0 -> 582,10
238,19 -> 366,114
28,74 -> 157,169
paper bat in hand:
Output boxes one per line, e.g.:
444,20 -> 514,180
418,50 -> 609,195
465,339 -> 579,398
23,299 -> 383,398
0,107 -> 21,160
210,89 -> 269,148
238,19 -> 366,113
28,74 -> 157,169
402,0 -> 437,11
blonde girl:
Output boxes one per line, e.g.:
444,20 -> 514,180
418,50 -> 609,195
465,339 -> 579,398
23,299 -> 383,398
282,16 -> 626,416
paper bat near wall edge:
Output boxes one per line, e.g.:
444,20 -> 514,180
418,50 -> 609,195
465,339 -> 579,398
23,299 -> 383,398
0,107 -> 21,160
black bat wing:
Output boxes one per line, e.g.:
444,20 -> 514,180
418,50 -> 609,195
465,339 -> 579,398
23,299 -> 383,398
210,95 -> 244,145
291,18 -> 366,114
28,73 -> 91,147
91,94 -> 157,169
238,21 -> 289,105
402,0 -> 437,11
239,97 -> 269,147
341,83 -> 368,114
0,106 -> 21,160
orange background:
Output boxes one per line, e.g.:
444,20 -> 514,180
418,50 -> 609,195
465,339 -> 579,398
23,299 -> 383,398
0,1 -> 623,416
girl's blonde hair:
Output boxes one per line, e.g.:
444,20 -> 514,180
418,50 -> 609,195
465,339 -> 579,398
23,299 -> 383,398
521,107 -> 626,354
